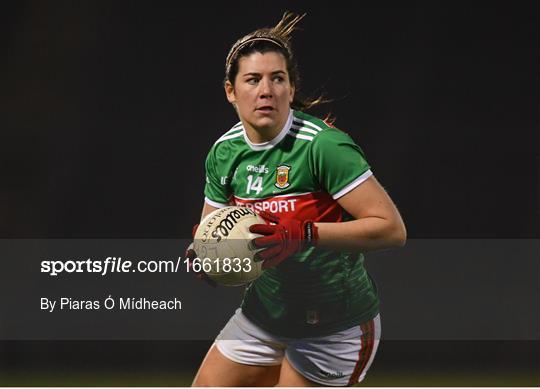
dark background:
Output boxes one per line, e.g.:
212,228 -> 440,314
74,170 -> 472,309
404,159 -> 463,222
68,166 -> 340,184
1,1 -> 538,386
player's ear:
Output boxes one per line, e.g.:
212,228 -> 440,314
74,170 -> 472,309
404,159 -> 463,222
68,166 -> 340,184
289,83 -> 295,104
225,81 -> 236,104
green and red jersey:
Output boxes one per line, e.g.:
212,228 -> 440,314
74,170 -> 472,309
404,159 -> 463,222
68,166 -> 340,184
204,110 -> 379,337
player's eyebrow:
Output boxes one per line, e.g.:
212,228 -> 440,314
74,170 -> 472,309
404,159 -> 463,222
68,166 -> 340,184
242,70 -> 287,77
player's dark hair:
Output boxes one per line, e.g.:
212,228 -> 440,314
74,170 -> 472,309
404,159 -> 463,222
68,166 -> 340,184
225,11 -> 329,112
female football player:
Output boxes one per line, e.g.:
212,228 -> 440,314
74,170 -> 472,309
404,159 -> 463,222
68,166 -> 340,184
191,12 -> 406,387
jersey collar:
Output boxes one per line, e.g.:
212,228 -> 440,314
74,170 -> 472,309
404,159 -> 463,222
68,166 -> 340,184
242,109 -> 293,151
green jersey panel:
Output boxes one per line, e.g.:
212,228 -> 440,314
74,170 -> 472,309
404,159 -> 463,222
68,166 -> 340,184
306,121 -> 371,197
203,110 -> 379,337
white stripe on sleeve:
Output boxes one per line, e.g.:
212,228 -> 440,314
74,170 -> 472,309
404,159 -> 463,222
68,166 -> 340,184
204,197 -> 229,208
332,170 -> 373,199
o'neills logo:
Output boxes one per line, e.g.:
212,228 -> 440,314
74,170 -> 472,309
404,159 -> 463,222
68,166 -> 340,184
275,165 -> 291,189
318,369 -> 344,379
210,207 -> 255,242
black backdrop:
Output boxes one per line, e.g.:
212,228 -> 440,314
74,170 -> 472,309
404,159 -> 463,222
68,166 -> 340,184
1,1 -> 538,386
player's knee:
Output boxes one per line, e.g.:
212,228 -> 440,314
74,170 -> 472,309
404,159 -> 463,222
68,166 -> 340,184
191,375 -> 211,387
191,372 -> 208,387
193,364 -> 277,387
192,370 -> 228,387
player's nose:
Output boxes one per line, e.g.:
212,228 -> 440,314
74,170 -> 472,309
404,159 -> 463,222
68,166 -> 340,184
258,77 -> 273,98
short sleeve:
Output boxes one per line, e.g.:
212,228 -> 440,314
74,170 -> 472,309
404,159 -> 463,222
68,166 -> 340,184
310,129 -> 372,199
203,146 -> 232,206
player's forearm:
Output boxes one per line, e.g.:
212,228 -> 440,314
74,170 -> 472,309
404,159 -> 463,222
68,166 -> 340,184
315,216 -> 406,252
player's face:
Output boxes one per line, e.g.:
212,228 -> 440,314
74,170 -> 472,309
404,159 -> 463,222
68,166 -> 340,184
225,51 -> 295,138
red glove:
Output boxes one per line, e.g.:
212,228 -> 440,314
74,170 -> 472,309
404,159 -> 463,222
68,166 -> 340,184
185,223 -> 217,287
249,211 -> 318,269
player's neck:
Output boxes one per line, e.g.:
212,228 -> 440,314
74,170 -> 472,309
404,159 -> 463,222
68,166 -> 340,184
242,113 -> 290,144
244,125 -> 281,143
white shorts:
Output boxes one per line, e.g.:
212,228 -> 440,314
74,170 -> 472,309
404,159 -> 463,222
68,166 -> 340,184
215,308 -> 381,387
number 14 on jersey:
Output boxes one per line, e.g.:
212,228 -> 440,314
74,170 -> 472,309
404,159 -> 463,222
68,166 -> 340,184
246,175 -> 263,195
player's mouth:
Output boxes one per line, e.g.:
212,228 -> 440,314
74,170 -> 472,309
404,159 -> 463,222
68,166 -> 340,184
256,106 -> 275,113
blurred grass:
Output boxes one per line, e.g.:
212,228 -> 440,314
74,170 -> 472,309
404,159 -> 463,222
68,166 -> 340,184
361,368 -> 540,387
0,371 -> 191,386
0,369 -> 538,387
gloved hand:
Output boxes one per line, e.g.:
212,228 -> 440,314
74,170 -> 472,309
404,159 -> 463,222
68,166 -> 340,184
249,211 -> 318,269
185,223 -> 217,287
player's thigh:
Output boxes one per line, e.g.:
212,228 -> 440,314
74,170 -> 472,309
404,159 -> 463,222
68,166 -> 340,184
276,356 -> 321,387
192,344 -> 281,387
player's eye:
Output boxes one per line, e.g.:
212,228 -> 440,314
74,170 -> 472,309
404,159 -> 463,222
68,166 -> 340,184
273,75 -> 285,83
246,78 -> 259,85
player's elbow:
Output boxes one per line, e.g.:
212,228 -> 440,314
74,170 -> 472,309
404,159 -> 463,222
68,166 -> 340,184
393,227 -> 407,247
387,218 -> 407,248
393,221 -> 407,247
